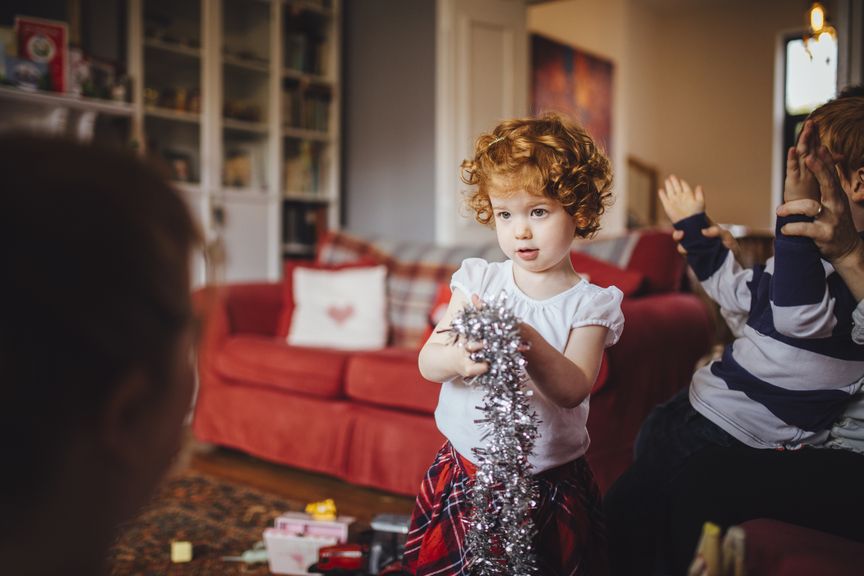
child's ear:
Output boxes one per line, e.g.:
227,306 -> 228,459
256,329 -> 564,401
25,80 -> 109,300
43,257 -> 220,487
849,167 -> 864,203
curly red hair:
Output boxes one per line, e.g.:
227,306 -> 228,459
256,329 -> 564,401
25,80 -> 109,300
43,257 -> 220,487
461,113 -> 613,238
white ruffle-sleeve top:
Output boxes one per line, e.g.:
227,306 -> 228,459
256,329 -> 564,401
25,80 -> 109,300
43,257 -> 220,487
434,258 -> 624,473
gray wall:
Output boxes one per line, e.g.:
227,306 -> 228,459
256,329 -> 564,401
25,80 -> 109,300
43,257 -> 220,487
342,0 -> 436,242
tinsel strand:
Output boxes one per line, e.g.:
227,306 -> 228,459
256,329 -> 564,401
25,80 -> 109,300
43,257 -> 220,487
450,292 -> 540,576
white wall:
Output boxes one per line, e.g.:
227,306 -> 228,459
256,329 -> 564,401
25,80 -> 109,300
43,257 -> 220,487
343,0 -> 437,242
530,0 -> 805,231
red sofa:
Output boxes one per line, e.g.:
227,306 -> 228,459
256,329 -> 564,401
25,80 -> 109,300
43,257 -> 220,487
192,230 -> 713,496
741,519 -> 864,576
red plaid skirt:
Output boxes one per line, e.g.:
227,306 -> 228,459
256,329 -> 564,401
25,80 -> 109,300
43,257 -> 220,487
403,442 -> 609,576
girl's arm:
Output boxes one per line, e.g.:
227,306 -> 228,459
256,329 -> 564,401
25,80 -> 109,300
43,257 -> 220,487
418,289 -> 489,383
521,323 -> 608,409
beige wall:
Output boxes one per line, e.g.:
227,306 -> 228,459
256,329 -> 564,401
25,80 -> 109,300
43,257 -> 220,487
530,0 -> 806,231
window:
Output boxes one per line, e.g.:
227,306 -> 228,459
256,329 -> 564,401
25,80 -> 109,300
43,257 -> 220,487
781,34 -> 837,184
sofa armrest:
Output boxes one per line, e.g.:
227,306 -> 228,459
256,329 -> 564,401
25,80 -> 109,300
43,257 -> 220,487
194,282 -> 283,353
223,283 -> 284,336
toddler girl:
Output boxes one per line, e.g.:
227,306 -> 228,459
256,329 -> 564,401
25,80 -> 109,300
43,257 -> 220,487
403,113 -> 624,576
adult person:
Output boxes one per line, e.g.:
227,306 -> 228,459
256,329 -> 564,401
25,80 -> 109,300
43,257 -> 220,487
661,128 -> 864,576
0,135 -> 201,575
605,87 -> 864,575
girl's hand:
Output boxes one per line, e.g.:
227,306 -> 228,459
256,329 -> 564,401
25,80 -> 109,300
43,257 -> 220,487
456,339 -> 489,378
658,175 -> 705,224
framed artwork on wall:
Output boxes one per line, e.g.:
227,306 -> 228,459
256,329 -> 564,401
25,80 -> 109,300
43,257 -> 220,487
531,34 -> 613,156
626,156 -> 659,229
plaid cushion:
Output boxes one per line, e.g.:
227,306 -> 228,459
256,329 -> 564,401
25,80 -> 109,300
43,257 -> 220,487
570,232 -> 640,269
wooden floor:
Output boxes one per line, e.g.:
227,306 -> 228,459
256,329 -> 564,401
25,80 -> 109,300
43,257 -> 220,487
181,430 -> 416,526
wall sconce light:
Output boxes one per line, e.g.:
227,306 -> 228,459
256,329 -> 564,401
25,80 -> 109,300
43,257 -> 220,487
804,1 -> 837,61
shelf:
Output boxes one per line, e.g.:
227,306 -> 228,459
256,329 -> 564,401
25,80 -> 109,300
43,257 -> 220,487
218,187 -> 277,201
283,192 -> 331,202
0,85 -> 134,116
223,53 -> 270,74
282,68 -> 332,86
145,106 -> 201,124
282,242 -> 316,256
223,118 -> 269,133
284,0 -> 335,17
144,38 -> 202,59
173,181 -> 203,194
283,126 -> 330,141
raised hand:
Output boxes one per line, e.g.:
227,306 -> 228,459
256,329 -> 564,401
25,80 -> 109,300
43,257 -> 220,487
778,144 -> 862,263
783,119 -> 820,203
658,175 -> 705,224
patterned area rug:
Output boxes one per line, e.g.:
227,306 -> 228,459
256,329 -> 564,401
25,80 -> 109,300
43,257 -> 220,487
108,470 -> 301,575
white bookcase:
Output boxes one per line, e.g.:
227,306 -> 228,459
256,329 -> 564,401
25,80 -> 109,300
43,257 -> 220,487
0,0 -> 341,283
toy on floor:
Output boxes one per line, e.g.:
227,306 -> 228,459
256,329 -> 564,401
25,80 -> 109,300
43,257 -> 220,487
265,510 -> 354,575
308,513 -> 411,576
306,498 -> 338,521
170,541 -> 193,563
222,541 -> 269,565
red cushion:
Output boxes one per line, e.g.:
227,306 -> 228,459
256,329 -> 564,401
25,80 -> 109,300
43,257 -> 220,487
626,230 -> 685,294
569,251 -> 646,296
276,259 -> 381,338
344,348 -> 440,414
215,335 -> 351,398
419,281 -> 453,346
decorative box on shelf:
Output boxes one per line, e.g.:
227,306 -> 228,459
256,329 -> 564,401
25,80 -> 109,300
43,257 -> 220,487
264,511 -> 354,575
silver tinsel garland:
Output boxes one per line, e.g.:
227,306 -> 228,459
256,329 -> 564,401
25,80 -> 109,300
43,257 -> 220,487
450,292 -> 540,576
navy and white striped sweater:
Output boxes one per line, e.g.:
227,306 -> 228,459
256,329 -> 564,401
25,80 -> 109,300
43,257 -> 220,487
676,212 -> 864,449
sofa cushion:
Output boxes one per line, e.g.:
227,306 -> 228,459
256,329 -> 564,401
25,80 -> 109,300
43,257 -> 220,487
569,251 -> 646,296
277,259 -> 383,338
626,230 -> 686,294
570,229 -> 684,294
215,335 -> 350,398
288,264 -> 389,350
344,348 -> 440,414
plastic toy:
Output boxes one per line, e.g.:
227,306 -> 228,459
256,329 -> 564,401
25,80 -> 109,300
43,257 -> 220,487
306,498 -> 338,521
308,513 -> 411,576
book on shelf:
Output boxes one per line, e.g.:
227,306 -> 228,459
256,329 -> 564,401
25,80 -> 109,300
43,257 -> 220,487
15,16 -> 68,93
284,141 -> 319,193
282,84 -> 330,132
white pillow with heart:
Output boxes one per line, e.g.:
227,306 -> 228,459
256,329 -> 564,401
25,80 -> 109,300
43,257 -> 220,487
288,264 -> 388,350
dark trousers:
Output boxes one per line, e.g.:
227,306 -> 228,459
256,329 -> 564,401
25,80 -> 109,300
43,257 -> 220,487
603,388 -> 738,576
604,388 -> 864,576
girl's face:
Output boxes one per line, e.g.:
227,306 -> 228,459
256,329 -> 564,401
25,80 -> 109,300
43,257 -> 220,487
489,187 -> 577,277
